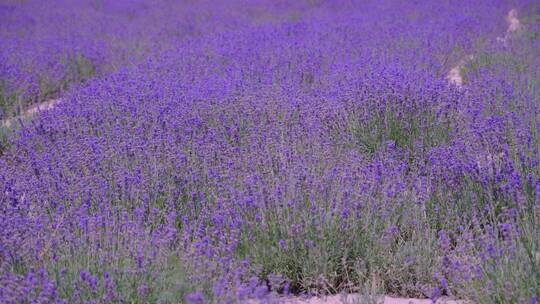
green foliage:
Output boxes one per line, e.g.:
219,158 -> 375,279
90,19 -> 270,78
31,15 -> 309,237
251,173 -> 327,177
1,54 -> 96,125
235,197 -> 442,298
46,251 -> 191,303
0,125 -> 9,156
0,80 -> 20,119
346,104 -> 451,157
65,54 -> 97,86
462,211 -> 540,304
461,52 -> 526,83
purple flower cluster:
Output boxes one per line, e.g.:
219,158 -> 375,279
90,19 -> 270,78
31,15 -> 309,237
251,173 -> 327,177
0,0 -> 320,119
1,0 -> 539,303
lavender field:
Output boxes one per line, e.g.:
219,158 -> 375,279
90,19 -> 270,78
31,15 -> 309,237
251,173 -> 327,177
1,1 -> 540,303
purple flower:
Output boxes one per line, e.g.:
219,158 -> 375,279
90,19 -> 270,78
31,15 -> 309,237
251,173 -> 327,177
80,270 -> 87,282
186,291 -> 205,304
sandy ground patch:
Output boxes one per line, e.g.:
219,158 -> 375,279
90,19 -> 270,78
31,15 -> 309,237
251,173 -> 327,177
248,294 -> 467,304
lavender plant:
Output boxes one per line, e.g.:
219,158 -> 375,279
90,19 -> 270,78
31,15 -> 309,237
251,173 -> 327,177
1,1 -> 539,303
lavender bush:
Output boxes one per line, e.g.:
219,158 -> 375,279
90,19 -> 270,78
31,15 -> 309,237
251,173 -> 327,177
1,1 -> 539,303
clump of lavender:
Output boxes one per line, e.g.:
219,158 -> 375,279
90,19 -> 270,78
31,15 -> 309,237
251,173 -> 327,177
1,1 -> 539,303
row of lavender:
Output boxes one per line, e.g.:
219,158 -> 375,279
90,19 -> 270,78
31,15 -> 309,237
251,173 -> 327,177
1,0 -> 539,303
0,0 -> 319,119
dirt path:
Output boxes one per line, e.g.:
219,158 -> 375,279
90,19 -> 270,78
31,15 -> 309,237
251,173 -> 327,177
248,294 -> 466,304
1,98 -> 62,128
446,8 -> 521,87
